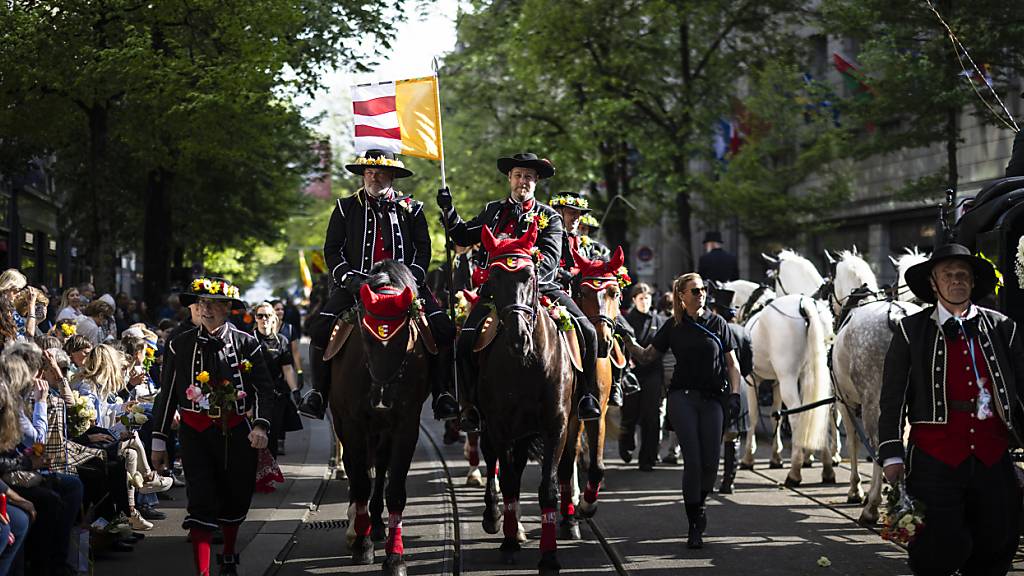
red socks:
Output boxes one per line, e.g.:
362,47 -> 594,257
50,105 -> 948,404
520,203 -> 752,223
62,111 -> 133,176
190,529 -> 212,575
353,502 -> 371,537
386,512 -> 404,555
540,508 -> 557,552
220,524 -> 239,556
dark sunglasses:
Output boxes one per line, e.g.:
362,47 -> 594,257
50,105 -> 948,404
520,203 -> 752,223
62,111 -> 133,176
254,313 -> 273,319
687,286 -> 707,296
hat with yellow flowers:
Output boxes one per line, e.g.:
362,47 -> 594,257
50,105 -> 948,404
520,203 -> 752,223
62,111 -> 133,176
179,277 -> 245,310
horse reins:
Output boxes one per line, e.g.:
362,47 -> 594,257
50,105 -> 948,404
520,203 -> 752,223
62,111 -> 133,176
490,254 -> 539,333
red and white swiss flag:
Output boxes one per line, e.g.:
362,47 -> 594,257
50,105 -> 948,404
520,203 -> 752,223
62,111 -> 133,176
351,78 -> 442,161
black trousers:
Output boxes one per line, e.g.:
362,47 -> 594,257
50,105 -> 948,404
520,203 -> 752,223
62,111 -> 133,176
620,368 -> 664,467
906,448 -> 1021,576
78,456 -> 131,521
178,420 -> 257,531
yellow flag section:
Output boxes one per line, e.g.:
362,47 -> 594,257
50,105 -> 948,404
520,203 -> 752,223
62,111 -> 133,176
395,76 -> 442,161
298,249 -> 313,297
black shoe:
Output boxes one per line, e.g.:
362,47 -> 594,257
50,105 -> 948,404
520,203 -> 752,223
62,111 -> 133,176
578,394 -> 601,421
608,384 -> 623,407
297,390 -> 326,420
685,503 -> 704,549
139,506 -> 166,521
618,446 -> 633,464
459,406 -> 481,434
110,540 -> 134,552
217,553 -> 240,575
638,462 -> 654,472
433,392 -> 460,421
661,454 -> 679,465
718,483 -> 733,494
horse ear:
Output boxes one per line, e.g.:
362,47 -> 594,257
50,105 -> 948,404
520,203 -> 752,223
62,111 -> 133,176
888,255 -> 900,269
569,240 -> 591,271
761,252 -> 779,268
523,219 -> 539,248
359,283 -> 378,307
824,250 -> 836,265
609,246 -> 625,270
481,225 -> 497,254
398,286 -> 414,309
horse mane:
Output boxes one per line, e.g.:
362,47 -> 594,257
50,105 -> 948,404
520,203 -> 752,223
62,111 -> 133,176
836,250 -> 879,291
366,260 -> 418,298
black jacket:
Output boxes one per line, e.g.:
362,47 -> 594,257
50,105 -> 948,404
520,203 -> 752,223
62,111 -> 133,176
626,308 -> 665,377
325,189 -> 431,288
444,198 -> 563,292
698,248 -> 739,283
878,306 -> 1024,462
152,323 -> 276,442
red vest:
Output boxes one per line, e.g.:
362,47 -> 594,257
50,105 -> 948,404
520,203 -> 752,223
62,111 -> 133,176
910,333 -> 1008,467
181,411 -> 245,433
496,199 -> 534,237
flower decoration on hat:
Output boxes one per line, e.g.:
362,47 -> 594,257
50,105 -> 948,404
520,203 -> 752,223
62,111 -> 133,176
191,278 -> 241,299
550,194 -> 590,211
579,214 -> 600,229
354,156 -> 406,169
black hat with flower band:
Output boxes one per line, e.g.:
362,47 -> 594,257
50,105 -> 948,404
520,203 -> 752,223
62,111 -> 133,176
179,277 -> 246,310
579,214 -> 600,229
345,149 -> 414,179
549,191 -> 592,213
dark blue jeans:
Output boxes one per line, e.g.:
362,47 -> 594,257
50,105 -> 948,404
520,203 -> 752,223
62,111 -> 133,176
0,503 -> 30,574
21,472 -> 83,574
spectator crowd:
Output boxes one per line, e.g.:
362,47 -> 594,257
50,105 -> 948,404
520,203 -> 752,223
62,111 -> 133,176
0,270 -> 305,575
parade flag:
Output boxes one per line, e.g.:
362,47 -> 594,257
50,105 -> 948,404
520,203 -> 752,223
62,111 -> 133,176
351,77 -> 443,161
309,250 -> 327,275
298,250 -> 313,297
832,53 -> 875,100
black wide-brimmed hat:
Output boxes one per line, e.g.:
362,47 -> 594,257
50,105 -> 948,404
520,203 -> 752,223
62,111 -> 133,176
702,230 -> 724,244
497,152 -> 555,179
345,149 -> 413,179
179,277 -> 246,310
550,191 -> 592,213
905,243 -> 998,304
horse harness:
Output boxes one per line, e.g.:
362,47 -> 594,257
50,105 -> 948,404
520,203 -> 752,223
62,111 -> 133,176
491,253 -> 540,334
739,284 -> 772,322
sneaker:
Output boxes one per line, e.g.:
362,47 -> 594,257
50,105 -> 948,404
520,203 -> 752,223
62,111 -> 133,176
130,509 -> 154,531
139,506 -> 167,521
140,474 -> 174,494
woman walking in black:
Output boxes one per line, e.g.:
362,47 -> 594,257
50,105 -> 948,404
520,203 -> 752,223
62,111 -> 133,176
626,273 -> 742,549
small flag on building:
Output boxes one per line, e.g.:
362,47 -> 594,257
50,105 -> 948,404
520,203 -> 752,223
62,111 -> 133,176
352,77 -> 443,161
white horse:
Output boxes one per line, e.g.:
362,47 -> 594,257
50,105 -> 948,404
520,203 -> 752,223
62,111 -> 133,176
889,248 -> 929,304
724,279 -> 776,323
745,294 -> 836,485
769,250 -> 826,297
829,250 -> 880,317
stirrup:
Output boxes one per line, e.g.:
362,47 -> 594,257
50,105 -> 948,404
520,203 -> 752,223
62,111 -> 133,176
459,405 -> 481,433
297,390 -> 326,419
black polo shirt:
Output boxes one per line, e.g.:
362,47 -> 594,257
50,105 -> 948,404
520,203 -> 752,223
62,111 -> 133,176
651,309 -> 736,393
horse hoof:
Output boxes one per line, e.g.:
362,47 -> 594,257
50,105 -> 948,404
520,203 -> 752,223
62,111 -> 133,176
499,539 -> 521,565
738,462 -> 754,471
577,501 -> 597,519
351,537 -> 374,565
783,476 -> 801,488
821,474 -> 837,485
336,467 -> 348,480
371,518 -> 387,542
558,519 -> 581,540
382,553 -> 407,576
538,551 -> 561,575
847,493 -> 864,505
768,461 -> 784,470
466,468 -> 485,488
482,511 -> 502,535
857,514 -> 879,527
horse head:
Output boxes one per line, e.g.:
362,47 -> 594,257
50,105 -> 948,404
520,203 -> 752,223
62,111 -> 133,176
572,245 -> 625,356
891,247 -> 929,304
357,261 -> 418,411
481,222 -> 539,360
832,250 -> 879,314
776,250 -> 825,296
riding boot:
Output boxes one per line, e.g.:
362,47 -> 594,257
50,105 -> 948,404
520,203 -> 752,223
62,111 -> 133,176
608,379 -> 623,407
430,350 -> 460,421
216,553 -> 240,576
719,439 -> 738,495
456,352 -> 481,433
685,503 -> 704,549
297,343 -> 329,419
576,345 -> 601,422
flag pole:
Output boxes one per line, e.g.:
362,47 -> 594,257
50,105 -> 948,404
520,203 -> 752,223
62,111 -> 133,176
433,57 -> 459,406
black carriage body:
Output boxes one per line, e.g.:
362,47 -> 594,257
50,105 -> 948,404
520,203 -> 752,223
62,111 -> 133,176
954,176 -> 1024,323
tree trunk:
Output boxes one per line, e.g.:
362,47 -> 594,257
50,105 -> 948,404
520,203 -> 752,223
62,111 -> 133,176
86,105 -> 116,292
144,168 -> 173,321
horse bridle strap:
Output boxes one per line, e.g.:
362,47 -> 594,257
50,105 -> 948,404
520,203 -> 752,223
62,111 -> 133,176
366,323 -> 416,387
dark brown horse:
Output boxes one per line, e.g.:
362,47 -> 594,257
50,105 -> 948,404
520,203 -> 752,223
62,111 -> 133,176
556,246 -> 625,538
329,260 -> 430,576
476,222 -> 575,575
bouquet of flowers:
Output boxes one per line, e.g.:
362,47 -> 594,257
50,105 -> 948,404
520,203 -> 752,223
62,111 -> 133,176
540,295 -> 574,332
185,370 -> 246,417
67,391 -> 97,438
117,401 -> 148,429
880,480 -> 925,545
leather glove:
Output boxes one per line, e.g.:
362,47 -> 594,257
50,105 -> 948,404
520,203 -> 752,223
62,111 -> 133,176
342,271 -> 368,295
437,186 -> 453,211
727,392 -> 742,421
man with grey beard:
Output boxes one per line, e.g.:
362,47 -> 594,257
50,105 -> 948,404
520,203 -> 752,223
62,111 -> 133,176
297,150 -> 459,422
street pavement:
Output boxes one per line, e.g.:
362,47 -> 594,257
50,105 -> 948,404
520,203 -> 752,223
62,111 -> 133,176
102,406 -> 1024,575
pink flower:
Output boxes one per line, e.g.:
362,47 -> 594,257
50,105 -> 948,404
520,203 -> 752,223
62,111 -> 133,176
186,385 -> 205,402
236,390 -> 247,400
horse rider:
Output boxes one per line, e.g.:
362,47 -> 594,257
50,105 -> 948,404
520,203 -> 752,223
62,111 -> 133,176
436,153 -> 603,432
577,213 -> 611,261
151,277 -> 275,576
697,230 -> 739,283
297,149 -> 459,422
879,243 -> 1024,576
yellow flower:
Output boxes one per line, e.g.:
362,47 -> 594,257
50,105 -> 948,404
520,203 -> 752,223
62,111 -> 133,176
241,360 -> 252,373
535,213 -> 549,229
145,347 -> 155,359
196,371 -> 210,385
60,323 -> 77,337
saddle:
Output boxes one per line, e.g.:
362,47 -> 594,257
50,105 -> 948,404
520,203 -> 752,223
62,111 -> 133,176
472,308 -> 583,372
323,318 -> 354,361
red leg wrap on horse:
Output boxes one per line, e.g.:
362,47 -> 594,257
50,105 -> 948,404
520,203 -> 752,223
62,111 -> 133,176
583,481 -> 600,504
502,499 -> 518,538
386,512 -> 404,555
560,484 -> 575,517
190,529 -> 212,575
354,503 -> 371,537
469,448 -> 480,467
220,524 -> 239,556
540,508 -> 557,552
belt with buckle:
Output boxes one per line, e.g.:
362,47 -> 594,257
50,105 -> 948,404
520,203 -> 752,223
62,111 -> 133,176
948,399 -> 975,413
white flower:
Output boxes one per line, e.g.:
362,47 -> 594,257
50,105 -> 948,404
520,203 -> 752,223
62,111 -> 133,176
1015,236 -> 1024,288
817,556 -> 831,567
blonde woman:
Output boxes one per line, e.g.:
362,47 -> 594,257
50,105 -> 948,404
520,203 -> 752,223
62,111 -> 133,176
55,287 -> 83,322
72,344 -> 170,530
253,302 -> 301,458
0,269 -> 32,344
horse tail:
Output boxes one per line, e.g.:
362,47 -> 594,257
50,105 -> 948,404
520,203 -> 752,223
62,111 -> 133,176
794,297 -> 830,451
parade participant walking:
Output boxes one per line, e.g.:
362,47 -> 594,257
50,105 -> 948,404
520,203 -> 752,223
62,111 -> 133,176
437,153 -> 602,430
697,231 -> 739,283
297,150 -> 459,422
252,301 -> 302,457
626,273 -> 741,549
151,277 -> 275,576
619,282 -> 666,472
879,244 -> 1024,576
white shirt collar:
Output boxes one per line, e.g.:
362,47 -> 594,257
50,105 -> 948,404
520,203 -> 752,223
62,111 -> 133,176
935,301 -> 977,327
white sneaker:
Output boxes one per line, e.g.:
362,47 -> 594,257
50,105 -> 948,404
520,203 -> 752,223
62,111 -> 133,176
139,474 -> 174,494
130,509 -> 154,531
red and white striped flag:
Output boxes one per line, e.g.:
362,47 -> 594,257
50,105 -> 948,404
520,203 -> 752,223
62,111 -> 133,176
352,77 -> 443,161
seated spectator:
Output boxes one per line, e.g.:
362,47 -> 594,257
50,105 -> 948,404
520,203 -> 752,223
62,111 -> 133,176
50,318 -> 78,345
0,270 -> 32,347
76,299 -> 115,346
63,335 -> 93,379
55,286 -> 83,323
0,377 -> 31,575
